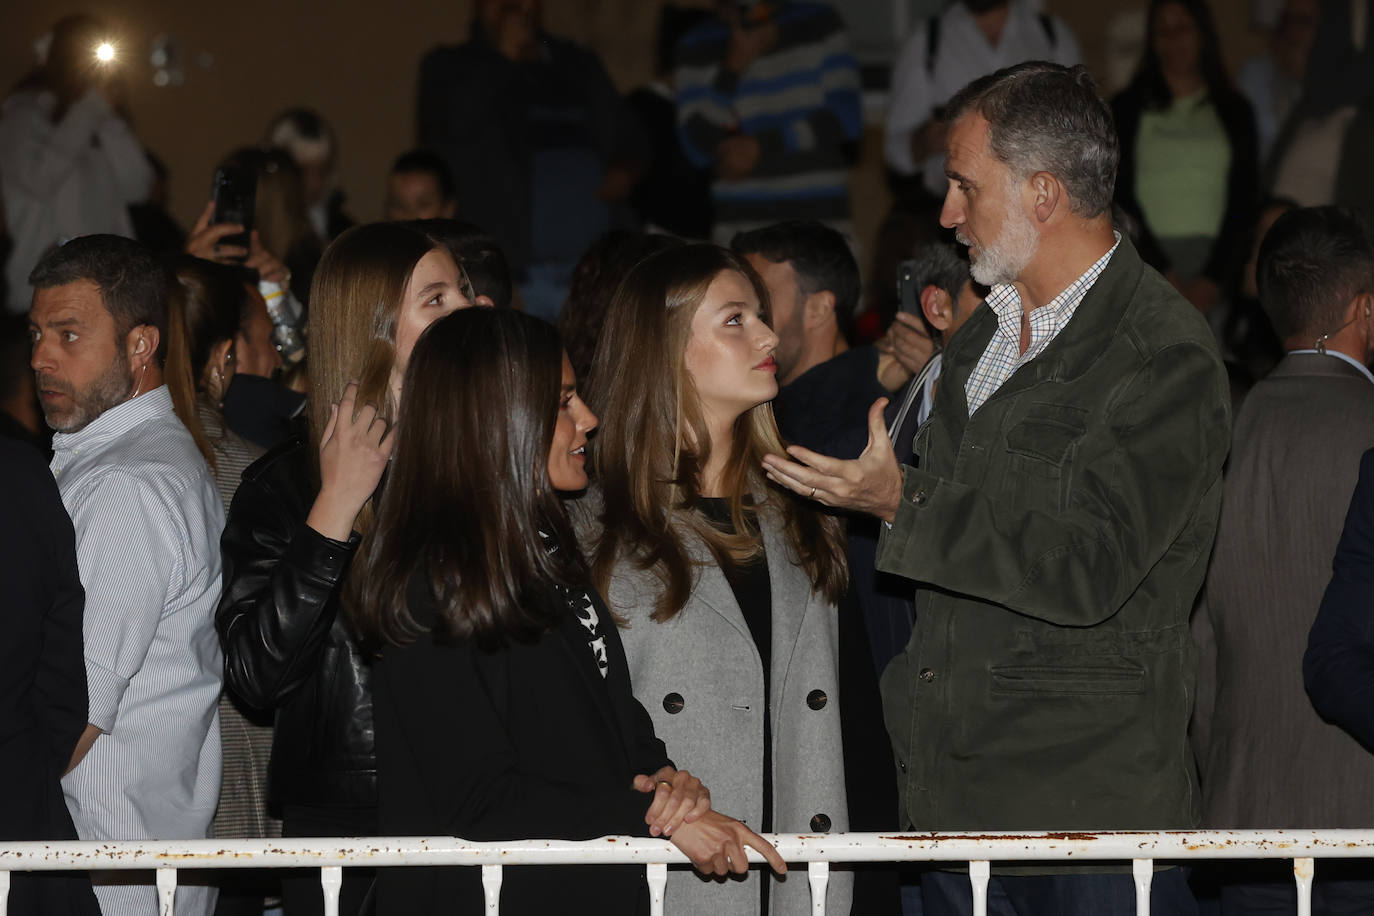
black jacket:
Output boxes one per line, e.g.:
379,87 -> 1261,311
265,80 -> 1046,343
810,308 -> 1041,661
1111,84 -> 1259,287
1306,447 -> 1374,751
0,438 -> 99,916
372,572 -> 672,915
216,436 -> 375,810
417,23 -> 646,275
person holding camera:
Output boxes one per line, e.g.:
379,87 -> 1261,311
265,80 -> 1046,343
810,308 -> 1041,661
0,14 -> 153,313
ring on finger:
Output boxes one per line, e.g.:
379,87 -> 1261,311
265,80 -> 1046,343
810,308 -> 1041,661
809,486 -> 817,498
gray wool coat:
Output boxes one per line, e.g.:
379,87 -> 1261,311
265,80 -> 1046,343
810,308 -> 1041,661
585,501 -> 852,916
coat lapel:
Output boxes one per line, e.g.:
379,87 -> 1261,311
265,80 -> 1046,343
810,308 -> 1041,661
552,588 -> 631,765
759,509 -> 812,725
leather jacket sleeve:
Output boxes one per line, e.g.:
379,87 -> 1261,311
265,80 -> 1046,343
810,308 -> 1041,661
216,442 -> 360,710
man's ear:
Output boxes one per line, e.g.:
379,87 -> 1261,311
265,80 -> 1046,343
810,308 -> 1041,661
803,289 -> 836,329
126,324 -> 160,368
475,294 -> 496,309
920,284 -> 952,333
1030,171 -> 1062,223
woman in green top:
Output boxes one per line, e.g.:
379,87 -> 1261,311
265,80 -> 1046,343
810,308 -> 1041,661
1112,0 -> 1259,314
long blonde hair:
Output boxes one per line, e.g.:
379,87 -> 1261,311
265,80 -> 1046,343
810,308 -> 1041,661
306,222 -> 436,533
586,244 -> 848,622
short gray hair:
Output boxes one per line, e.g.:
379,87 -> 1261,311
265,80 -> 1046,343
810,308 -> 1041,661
944,62 -> 1118,218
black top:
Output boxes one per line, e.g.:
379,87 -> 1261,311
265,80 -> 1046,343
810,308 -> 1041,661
697,497 -> 774,913
371,562 -> 672,915
0,438 -> 99,916
418,24 -> 647,274
773,346 -> 889,460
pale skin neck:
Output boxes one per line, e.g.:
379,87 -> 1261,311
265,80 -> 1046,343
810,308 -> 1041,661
780,327 -> 848,386
1014,217 -> 1117,352
698,412 -> 740,498
973,5 -> 1012,47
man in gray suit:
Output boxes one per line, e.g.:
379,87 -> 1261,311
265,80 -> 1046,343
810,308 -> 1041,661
1193,205 -> 1374,913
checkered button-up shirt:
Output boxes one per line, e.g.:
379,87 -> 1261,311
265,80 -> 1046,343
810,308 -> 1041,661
964,236 -> 1120,415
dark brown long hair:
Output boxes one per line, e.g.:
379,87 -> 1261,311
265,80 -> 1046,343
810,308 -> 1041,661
352,308 -> 583,651
585,243 -> 848,622
165,256 -> 251,468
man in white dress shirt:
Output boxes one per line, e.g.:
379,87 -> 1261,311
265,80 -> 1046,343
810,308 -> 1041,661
885,0 -> 1081,198
28,234 -> 224,916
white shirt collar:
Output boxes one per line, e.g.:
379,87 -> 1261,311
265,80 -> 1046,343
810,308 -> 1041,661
51,385 -> 174,454
1288,349 -> 1374,386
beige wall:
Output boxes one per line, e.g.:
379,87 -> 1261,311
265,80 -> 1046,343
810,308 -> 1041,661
1,0 -> 1273,263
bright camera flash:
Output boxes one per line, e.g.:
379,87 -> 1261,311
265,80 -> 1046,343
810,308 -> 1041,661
94,42 -> 116,62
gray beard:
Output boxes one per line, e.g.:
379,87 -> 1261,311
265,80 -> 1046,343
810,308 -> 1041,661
967,209 -> 1039,288
40,356 -> 136,434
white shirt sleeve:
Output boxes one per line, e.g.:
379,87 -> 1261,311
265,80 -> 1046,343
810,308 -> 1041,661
884,25 -> 936,175
68,470 -> 183,732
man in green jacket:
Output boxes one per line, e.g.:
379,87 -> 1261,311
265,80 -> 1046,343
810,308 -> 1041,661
763,61 -> 1230,915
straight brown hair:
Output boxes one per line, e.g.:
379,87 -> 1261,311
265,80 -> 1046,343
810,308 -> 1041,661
165,256 -> 248,469
352,309 -> 582,651
585,243 -> 848,622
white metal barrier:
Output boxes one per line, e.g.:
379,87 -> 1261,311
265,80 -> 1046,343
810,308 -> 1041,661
2,830 -> 1370,916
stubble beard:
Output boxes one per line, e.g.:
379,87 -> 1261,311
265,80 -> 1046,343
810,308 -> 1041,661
38,355 -> 136,434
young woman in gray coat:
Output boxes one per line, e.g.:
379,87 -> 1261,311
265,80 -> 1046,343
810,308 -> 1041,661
579,244 -> 855,916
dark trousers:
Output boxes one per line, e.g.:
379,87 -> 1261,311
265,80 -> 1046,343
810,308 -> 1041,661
922,867 -> 1198,916
280,805 -> 376,916
1216,860 -> 1374,915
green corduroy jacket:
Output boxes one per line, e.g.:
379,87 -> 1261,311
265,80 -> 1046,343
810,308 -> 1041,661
878,236 -> 1231,832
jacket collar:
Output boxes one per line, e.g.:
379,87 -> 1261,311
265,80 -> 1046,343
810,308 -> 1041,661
939,236 -> 1148,421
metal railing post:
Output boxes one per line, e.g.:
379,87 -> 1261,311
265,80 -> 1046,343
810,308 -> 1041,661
156,866 -> 177,916
481,863 -> 503,913
969,859 -> 991,916
1294,857 -> 1314,916
320,865 -> 342,916
0,868 -> 10,916
808,860 -> 830,915
646,862 -> 667,916
1132,858 -> 1152,915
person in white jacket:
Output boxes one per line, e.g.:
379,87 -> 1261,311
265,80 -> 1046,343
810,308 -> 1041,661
0,14 -> 152,312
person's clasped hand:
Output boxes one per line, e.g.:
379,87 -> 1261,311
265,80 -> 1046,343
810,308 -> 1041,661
670,810 -> 788,878
633,766 -> 710,837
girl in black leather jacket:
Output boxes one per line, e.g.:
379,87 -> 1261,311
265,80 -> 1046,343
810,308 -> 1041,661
216,222 -> 472,916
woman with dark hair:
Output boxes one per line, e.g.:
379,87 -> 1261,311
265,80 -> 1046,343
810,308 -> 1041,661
356,307 -> 784,915
579,244 -> 857,916
558,230 -> 682,382
1112,0 -> 1259,313
0,13 -> 153,309
216,222 -> 471,916
165,256 -> 284,914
